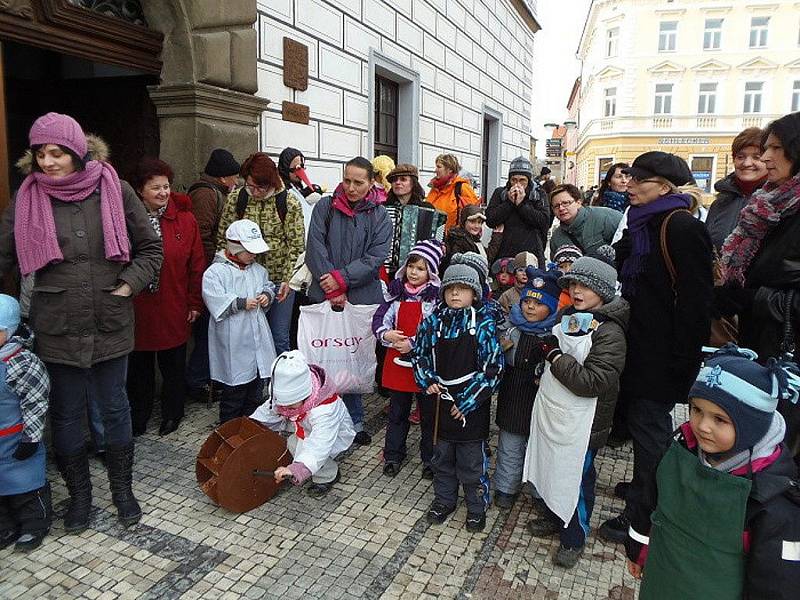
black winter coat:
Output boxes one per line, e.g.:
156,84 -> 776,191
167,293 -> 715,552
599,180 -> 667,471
441,227 -> 482,275
485,183 -> 550,267
614,209 -> 713,404
707,174 -> 750,252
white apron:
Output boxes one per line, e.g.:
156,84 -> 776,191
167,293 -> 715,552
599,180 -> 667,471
523,325 -> 597,524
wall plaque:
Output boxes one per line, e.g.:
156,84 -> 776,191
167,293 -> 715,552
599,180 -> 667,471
283,37 -> 308,91
282,101 -> 309,125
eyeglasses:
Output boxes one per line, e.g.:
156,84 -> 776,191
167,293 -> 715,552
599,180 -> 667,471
551,199 -> 576,210
245,181 -> 269,195
629,176 -> 660,184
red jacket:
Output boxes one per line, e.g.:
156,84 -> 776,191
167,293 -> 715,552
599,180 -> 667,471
133,193 -> 205,351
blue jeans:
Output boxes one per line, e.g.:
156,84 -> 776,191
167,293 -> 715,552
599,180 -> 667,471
47,355 -> 132,456
186,311 -> 210,391
87,394 -> 105,453
341,393 -> 364,431
268,289 -> 295,355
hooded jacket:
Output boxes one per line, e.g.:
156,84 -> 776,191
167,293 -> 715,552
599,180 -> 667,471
549,296 -> 630,448
133,192 -> 205,351
485,180 -> 550,267
0,136 -> 162,368
426,175 -> 480,231
277,147 -> 322,236
305,192 -> 392,305
707,173 -> 753,252
188,174 -> 231,265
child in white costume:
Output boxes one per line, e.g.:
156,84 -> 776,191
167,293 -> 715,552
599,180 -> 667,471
251,351 -> 355,498
202,219 -> 277,424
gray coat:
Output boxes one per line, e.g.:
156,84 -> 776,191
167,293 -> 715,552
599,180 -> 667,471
0,178 -> 162,368
549,296 -> 630,449
305,195 -> 391,305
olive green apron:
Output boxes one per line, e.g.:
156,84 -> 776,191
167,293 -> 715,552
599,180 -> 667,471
640,441 -> 752,600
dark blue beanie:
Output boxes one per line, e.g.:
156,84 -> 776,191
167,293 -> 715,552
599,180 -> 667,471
519,267 -> 561,314
689,346 -> 793,452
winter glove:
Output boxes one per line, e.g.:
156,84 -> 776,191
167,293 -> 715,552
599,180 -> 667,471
539,334 -> 562,363
13,441 -> 39,461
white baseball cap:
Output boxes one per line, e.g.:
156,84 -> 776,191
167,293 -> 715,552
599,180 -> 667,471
225,219 -> 269,254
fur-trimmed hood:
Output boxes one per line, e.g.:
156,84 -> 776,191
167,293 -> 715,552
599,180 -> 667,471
15,134 -> 110,175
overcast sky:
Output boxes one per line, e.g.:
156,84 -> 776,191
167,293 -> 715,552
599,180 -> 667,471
531,0 -> 593,158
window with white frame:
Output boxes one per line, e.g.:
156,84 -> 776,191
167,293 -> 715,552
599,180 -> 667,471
659,21 -> 677,52
743,82 -> 764,113
792,81 -> 800,112
697,83 -> 717,114
654,83 -> 673,114
690,156 -> 715,193
604,87 -> 617,117
606,27 -> 619,57
703,19 -> 722,50
749,16 -> 769,48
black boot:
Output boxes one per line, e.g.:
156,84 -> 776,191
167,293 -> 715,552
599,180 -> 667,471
105,442 -> 142,527
56,449 -> 92,533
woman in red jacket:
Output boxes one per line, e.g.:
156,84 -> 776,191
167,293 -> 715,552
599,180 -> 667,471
127,158 -> 205,436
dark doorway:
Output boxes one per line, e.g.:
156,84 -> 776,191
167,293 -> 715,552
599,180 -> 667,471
2,40 -> 160,195
374,75 -> 399,162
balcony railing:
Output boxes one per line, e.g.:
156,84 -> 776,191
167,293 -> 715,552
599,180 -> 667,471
577,113 -> 781,147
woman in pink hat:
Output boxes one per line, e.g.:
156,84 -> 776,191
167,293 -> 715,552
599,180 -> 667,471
0,113 -> 162,533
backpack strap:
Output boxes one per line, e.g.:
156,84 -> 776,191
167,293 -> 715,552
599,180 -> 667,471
660,209 -> 692,294
275,189 -> 288,223
235,188 -> 250,219
454,180 -> 464,224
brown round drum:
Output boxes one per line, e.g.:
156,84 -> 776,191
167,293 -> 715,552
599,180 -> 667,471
196,417 -> 291,513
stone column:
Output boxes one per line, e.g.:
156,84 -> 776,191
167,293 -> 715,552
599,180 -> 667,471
143,0 -> 267,188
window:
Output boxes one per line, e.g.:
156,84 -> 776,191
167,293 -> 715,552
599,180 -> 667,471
659,21 -> 677,52
604,87 -> 617,117
598,157 -> 615,185
749,16 -> 769,48
703,19 -> 722,50
654,83 -> 673,114
743,81 -> 764,113
697,83 -> 717,114
606,27 -> 619,57
691,156 -> 715,193
374,75 -> 399,162
793,81 -> 800,112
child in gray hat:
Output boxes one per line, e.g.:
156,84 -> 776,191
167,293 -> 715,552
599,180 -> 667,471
523,257 -> 629,568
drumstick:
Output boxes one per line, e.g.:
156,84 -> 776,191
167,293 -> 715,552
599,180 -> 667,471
433,392 -> 441,446
252,470 -> 276,478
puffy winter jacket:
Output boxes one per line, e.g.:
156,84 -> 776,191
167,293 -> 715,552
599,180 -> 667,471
486,183 -> 550,267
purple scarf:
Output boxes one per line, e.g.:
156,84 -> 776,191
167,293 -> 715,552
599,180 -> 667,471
14,160 -> 130,275
620,194 -> 691,295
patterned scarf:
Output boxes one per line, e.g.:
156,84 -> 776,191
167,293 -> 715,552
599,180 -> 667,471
602,190 -> 628,213
720,173 -> 800,285
509,303 -> 559,334
14,160 -> 130,276
620,194 -> 691,296
145,205 -> 167,292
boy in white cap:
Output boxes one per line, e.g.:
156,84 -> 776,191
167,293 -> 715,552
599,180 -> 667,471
202,219 -> 277,424
251,351 -> 355,497
0,294 -> 52,552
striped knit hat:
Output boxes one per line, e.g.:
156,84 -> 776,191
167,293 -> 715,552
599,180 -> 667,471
396,239 -> 444,285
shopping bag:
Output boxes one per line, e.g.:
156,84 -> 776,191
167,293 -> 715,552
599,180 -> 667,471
297,301 -> 379,395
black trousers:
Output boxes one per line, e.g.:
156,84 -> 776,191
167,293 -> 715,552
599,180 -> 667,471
127,344 -> 187,429
219,378 -> 265,424
0,483 -> 51,535
623,395 -> 674,518
383,391 -> 434,465
431,439 -> 490,515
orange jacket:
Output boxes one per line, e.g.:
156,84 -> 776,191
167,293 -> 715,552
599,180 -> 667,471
426,176 -> 480,231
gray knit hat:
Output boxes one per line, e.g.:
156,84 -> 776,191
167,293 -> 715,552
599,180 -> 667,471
558,257 -> 618,302
508,156 -> 533,179
450,252 -> 488,287
441,263 -> 482,301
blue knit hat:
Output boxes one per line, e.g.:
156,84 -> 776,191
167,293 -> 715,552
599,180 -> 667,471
519,267 -> 561,314
690,345 -> 800,452
0,294 -> 20,334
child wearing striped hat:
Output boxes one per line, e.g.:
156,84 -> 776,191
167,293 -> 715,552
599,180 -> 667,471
372,240 -> 443,479
626,346 -> 800,599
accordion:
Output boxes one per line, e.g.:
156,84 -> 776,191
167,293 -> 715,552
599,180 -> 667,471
384,205 -> 447,273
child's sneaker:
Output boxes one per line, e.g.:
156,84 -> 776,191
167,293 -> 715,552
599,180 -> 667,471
307,471 -> 340,498
383,462 -> 401,477
426,501 -> 455,525
421,465 -> 434,480
465,512 -> 486,532
526,517 -> 560,537
14,530 -> 48,552
494,490 -> 517,510
553,544 -> 584,568
0,529 -> 17,550
408,405 -> 421,424
353,431 -> 372,445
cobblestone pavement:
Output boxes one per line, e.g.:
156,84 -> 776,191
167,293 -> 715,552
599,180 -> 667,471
0,393 -> 660,600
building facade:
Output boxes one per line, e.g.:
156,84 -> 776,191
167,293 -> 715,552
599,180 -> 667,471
255,0 -> 540,195
574,0 -> 800,191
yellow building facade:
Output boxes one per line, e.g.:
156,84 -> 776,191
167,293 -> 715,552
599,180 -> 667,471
574,0 -> 800,191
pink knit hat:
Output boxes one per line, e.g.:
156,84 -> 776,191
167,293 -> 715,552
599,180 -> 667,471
28,112 -> 88,158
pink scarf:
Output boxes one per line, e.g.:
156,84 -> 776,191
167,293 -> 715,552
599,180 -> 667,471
14,160 -> 130,276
